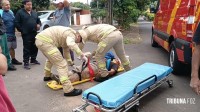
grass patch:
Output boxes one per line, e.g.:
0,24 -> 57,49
123,36 -> 142,44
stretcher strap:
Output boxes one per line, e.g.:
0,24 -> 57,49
87,59 -> 95,81
94,107 -> 101,112
72,70 -> 82,81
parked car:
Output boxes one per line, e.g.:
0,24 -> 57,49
37,10 -> 55,32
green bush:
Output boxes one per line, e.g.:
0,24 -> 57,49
71,2 -> 90,10
131,9 -> 141,23
10,0 -> 22,14
143,11 -> 154,21
147,13 -> 154,21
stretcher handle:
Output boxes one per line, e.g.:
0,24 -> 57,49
87,92 -> 102,105
133,75 -> 157,94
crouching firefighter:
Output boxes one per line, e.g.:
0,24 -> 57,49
35,26 -> 88,97
78,24 -> 131,82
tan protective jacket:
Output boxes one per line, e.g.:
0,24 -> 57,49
36,26 -> 83,61
79,24 -> 117,50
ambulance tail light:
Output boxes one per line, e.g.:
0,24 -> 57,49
187,16 -> 195,24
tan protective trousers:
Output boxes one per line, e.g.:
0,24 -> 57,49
95,31 -> 131,77
35,39 -> 74,93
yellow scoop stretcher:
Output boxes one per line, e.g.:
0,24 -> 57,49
47,67 -> 124,90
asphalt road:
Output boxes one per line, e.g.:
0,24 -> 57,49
4,21 -> 200,112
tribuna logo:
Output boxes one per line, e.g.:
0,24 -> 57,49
166,98 -> 195,105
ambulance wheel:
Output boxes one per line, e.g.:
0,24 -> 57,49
151,30 -> 158,47
167,80 -> 173,88
169,42 -> 183,74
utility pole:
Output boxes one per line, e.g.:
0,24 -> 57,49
97,0 -> 99,8
107,0 -> 113,25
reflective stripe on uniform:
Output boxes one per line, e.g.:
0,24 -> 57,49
47,48 -> 58,55
75,48 -> 82,56
96,41 -> 107,54
44,66 -> 51,71
101,27 -> 116,39
36,35 -> 53,43
67,58 -> 72,62
122,60 -> 130,66
60,76 -> 69,84
98,41 -> 107,47
98,63 -> 106,69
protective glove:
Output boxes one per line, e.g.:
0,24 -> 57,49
81,55 -> 88,67
84,52 -> 92,58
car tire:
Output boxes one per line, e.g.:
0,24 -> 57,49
169,42 -> 184,74
151,30 -> 158,47
43,25 -> 49,30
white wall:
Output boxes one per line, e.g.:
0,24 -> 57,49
73,13 -> 92,25
73,13 -> 77,25
80,14 -> 92,25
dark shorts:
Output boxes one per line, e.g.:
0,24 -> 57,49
7,36 -> 17,49
109,62 -> 119,72
193,23 -> 200,44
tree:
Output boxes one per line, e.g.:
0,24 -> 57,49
90,0 -> 107,23
91,8 -> 107,23
90,0 -> 106,9
136,0 -> 151,11
10,0 -> 22,14
71,2 -> 90,10
10,0 -> 50,13
32,0 -> 50,10
113,0 -> 151,29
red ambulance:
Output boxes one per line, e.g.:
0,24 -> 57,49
151,0 -> 200,74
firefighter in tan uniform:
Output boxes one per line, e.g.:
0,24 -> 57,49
78,24 -> 131,82
35,26 -> 88,96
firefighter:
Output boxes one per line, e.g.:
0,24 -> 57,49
35,26 -> 88,96
78,24 -> 131,82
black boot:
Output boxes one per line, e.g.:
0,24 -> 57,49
12,58 -> 22,65
64,89 -> 82,96
43,77 -> 52,81
30,60 -> 40,65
